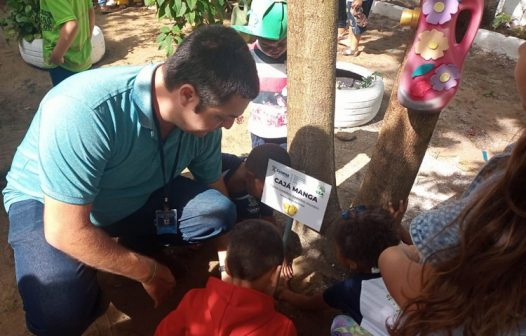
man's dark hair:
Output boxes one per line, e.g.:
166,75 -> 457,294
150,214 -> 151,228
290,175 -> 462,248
335,207 -> 400,269
164,25 -> 259,111
245,144 -> 291,179
226,219 -> 284,281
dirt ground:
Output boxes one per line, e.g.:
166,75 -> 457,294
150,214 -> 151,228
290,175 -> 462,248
0,5 -> 524,336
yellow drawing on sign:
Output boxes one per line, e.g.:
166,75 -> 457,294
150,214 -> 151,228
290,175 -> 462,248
283,202 -> 298,216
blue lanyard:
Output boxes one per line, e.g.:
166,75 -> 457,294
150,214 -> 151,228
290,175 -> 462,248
153,114 -> 183,210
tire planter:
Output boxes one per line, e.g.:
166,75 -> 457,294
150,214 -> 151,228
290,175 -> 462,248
18,25 -> 106,69
334,61 -> 385,128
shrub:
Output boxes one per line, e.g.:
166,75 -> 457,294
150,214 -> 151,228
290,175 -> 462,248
492,12 -> 513,30
145,0 -> 226,55
0,0 -> 41,43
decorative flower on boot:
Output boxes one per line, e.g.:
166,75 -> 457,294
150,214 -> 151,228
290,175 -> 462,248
423,0 -> 459,25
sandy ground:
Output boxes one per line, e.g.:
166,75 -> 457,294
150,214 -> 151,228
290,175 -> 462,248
0,5 -> 524,336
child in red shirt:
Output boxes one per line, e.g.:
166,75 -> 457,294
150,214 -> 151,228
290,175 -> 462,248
155,219 -> 297,336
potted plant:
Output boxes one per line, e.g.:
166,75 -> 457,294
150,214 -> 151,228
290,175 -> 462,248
0,0 -> 106,68
334,61 -> 384,128
0,0 -> 41,41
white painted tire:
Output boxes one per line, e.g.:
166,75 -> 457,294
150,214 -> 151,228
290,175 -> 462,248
18,38 -> 50,69
334,61 -> 384,128
18,25 -> 106,69
90,25 -> 105,64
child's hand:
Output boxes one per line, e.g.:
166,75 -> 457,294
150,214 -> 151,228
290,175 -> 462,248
275,285 -> 294,302
50,49 -> 65,65
388,199 -> 411,244
281,258 -> 294,280
388,199 -> 408,224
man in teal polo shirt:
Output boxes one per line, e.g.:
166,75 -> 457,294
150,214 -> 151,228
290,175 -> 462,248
3,25 -> 259,335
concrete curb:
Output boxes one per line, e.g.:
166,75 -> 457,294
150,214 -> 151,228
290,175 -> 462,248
371,1 -> 525,60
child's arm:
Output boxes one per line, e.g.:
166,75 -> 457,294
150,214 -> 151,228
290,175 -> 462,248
279,288 -> 329,310
50,20 -> 79,65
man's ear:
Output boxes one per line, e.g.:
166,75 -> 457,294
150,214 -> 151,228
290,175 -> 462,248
178,84 -> 198,108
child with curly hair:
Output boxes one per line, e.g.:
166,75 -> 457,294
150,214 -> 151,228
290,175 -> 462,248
278,206 -> 402,335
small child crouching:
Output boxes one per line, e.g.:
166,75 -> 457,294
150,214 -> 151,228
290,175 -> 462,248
155,219 -> 297,336
279,207 -> 401,335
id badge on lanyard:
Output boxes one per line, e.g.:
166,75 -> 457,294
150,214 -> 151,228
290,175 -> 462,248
153,114 -> 182,236
155,209 -> 178,235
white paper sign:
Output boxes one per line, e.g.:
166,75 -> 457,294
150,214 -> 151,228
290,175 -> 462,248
359,277 -> 399,336
261,159 -> 332,231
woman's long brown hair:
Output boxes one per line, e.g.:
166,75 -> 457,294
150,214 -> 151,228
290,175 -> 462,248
389,129 -> 526,336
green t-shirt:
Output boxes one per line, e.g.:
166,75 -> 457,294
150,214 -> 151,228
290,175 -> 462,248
40,0 -> 92,72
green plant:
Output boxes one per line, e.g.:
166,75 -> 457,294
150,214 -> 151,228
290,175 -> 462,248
492,12 -> 512,30
511,26 -> 526,40
358,71 -> 382,89
0,0 -> 41,43
145,0 -> 226,55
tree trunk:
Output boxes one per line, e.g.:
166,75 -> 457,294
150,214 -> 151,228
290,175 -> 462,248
353,47 -> 440,208
286,0 -> 340,281
288,0 -> 340,232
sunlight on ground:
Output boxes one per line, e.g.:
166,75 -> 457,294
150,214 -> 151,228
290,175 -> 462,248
335,153 -> 371,186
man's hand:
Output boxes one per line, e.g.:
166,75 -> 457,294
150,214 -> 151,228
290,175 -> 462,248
43,196 -> 176,306
141,260 -> 176,307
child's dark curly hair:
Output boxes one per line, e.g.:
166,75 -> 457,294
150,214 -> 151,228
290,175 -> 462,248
334,207 -> 400,269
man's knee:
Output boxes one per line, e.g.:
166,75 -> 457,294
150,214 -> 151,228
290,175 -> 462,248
180,190 -> 236,242
18,273 -> 103,336
206,191 -> 237,233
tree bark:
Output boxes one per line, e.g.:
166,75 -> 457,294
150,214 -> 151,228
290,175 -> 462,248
353,48 -> 440,208
287,0 -> 340,230
286,0 -> 340,281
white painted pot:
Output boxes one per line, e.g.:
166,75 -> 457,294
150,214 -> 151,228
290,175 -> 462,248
18,25 -> 106,69
334,61 -> 384,128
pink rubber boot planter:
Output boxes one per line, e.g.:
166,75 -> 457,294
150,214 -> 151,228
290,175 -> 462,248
398,0 -> 483,112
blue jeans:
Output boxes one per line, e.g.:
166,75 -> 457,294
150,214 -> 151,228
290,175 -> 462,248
7,176 -> 235,335
338,0 -> 348,28
347,0 -> 374,36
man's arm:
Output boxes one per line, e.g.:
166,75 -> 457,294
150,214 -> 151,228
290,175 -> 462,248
88,7 -> 95,38
50,20 -> 79,65
43,195 -> 176,307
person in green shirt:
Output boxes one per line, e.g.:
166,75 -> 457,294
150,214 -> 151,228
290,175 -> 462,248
40,0 -> 95,85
